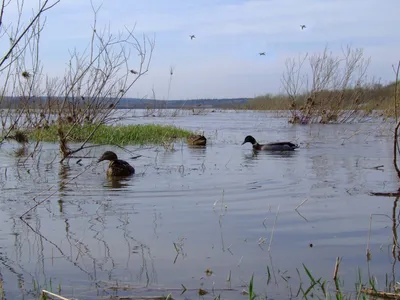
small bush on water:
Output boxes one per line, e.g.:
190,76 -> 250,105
280,45 -> 385,124
30,124 -> 193,145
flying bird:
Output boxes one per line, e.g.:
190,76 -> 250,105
300,25 -> 306,30
259,52 -> 266,56
189,35 -> 196,40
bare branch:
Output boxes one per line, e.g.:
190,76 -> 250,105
0,0 -> 60,68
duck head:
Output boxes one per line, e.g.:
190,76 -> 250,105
241,135 -> 257,145
98,151 -> 118,162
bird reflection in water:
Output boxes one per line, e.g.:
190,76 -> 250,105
187,144 -> 207,156
253,149 -> 298,158
14,145 -> 28,158
243,149 -> 298,163
104,177 -> 132,189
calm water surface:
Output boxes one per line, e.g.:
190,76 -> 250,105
0,110 -> 398,299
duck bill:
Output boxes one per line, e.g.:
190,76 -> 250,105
241,141 -> 246,145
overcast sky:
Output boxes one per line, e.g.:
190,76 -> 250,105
2,0 -> 400,99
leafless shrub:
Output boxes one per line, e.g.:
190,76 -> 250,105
0,0 -> 60,141
392,61 -> 400,178
0,0 -> 155,162
52,5 -> 154,161
190,104 -> 208,115
282,45 -> 372,124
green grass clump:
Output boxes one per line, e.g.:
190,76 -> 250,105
30,123 -> 194,145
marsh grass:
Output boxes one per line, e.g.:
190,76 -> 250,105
241,260 -> 395,300
245,94 -> 292,111
33,262 -> 395,300
248,274 -> 256,300
30,123 -> 193,145
245,83 -> 396,116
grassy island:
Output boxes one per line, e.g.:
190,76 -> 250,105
30,123 -> 194,145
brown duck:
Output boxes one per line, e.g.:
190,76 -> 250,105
98,151 -> 135,177
187,135 -> 207,146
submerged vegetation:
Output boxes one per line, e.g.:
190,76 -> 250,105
30,123 -> 193,145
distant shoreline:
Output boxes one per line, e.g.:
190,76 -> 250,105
0,97 -> 249,109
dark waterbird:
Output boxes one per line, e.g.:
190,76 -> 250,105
6,130 -> 28,144
189,34 -> 196,40
98,151 -> 135,177
300,24 -> 306,30
187,134 -> 207,146
241,135 -> 299,151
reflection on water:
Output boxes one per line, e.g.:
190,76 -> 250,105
248,148 -> 299,158
103,176 -> 134,189
14,145 -> 28,158
187,144 -> 207,155
0,110 -> 398,299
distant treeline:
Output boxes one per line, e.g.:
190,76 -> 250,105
243,82 -> 398,111
0,96 -> 249,109
3,82 -> 396,112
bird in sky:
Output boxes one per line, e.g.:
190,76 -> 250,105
300,25 -> 306,30
189,35 -> 196,40
259,52 -> 266,56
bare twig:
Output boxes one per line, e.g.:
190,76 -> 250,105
41,290 -> 70,300
393,61 -> 400,178
0,0 -> 60,70
369,191 -> 400,197
392,61 -> 400,122
295,198 -> 308,210
268,205 -> 280,253
361,288 -> 400,299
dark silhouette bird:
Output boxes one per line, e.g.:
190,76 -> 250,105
98,151 -> 135,177
300,25 -> 306,30
241,135 -> 299,151
6,130 -> 28,144
259,52 -> 266,56
189,35 -> 196,40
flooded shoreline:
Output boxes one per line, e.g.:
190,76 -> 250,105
0,110 -> 398,299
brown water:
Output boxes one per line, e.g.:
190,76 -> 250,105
0,110 -> 398,299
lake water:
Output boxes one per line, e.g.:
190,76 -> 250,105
0,110 -> 398,299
